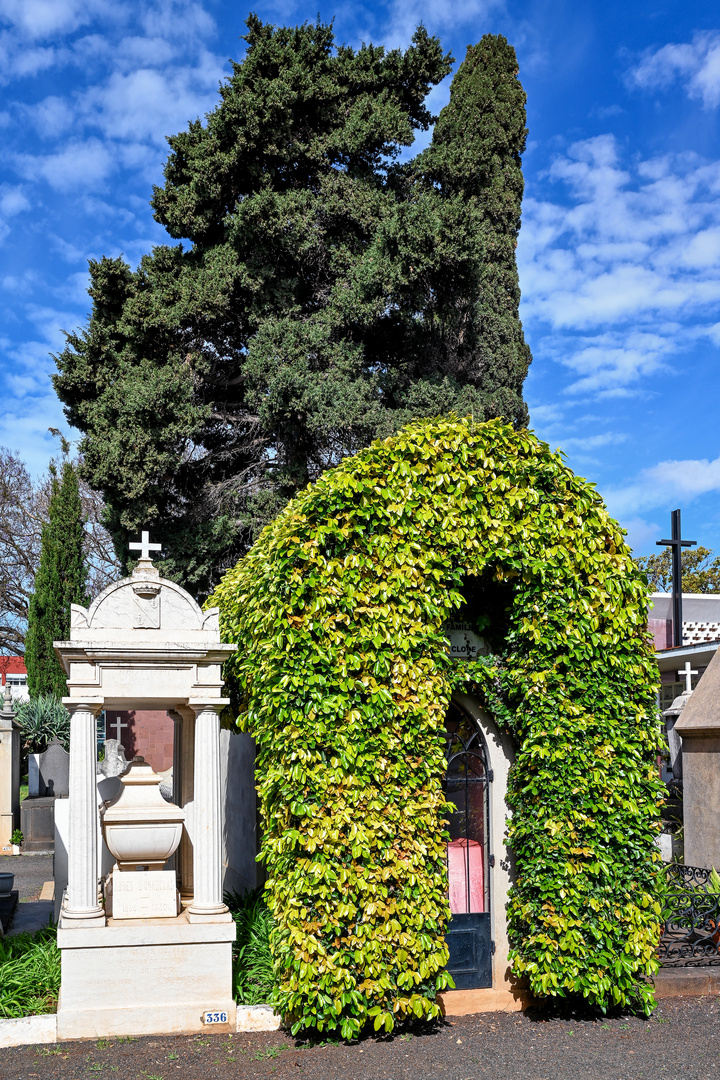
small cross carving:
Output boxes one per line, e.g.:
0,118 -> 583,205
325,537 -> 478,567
129,530 -> 162,562
109,715 -> 127,741
678,661 -> 698,695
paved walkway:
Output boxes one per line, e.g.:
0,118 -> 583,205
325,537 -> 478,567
0,853 -> 54,935
2,997 -> 720,1079
0,854 -> 53,902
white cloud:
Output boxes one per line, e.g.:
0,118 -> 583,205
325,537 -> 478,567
519,135 -> 720,395
0,182 -> 29,243
605,455 -> 720,521
27,95 -> 75,138
628,31 -> 720,110
0,183 -> 28,217
384,0 -> 504,48
0,0 -> 114,40
79,52 -> 224,146
528,402 -> 564,427
14,138 -> 114,192
1,270 -> 38,293
552,330 -> 679,397
140,0 -> 214,42
557,432 -> 627,451
0,391 -> 69,477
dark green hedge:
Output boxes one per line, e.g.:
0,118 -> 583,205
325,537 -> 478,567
211,416 -> 663,1034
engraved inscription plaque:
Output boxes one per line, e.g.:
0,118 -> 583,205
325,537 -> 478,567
110,869 -> 179,919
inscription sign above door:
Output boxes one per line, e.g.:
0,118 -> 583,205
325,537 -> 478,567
443,620 -> 489,660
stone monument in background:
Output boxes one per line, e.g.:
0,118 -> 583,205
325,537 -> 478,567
54,531 -> 238,1040
0,685 -> 20,852
675,648 -> 720,870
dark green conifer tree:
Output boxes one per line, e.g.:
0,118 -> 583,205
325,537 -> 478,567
413,34 -> 532,421
25,463 -> 87,697
53,19 -> 531,596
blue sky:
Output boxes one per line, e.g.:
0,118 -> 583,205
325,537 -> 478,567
1,0 -> 719,558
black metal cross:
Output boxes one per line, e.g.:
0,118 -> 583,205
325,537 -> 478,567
657,509 -> 696,648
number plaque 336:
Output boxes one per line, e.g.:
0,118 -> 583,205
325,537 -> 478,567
203,1010 -> 228,1025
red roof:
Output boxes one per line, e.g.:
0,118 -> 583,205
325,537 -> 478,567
0,656 -> 27,681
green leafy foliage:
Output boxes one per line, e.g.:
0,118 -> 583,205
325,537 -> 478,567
25,461 -> 87,696
210,416 -> 663,1034
226,889 -> 276,1004
0,926 -> 60,1018
636,546 -> 720,593
54,21 -> 532,597
14,694 -> 71,753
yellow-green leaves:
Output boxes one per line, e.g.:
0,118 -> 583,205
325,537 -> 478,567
210,415 -> 663,1031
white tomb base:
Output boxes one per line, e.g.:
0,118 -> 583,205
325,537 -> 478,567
56,910 -> 236,1040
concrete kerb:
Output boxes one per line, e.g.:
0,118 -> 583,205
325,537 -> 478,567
0,1006 -> 281,1048
0,1014 -> 57,1049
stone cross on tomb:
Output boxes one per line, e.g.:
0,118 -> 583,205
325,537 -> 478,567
678,661 -> 698,695
129,530 -> 162,562
109,715 -> 128,741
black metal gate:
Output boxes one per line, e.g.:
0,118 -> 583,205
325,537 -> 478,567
659,864 -> 720,966
442,703 -> 492,989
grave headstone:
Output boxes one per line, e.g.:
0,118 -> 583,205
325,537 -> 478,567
20,796 -> 55,852
38,738 -> 70,797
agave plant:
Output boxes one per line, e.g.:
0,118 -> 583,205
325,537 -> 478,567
14,695 -> 71,753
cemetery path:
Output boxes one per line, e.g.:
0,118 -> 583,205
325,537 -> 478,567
3,997 -> 720,1079
0,854 -> 52,902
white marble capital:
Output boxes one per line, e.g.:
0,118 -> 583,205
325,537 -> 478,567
187,704 -> 228,920
64,703 -> 105,925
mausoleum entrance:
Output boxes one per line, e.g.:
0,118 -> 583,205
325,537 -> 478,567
443,700 -> 492,989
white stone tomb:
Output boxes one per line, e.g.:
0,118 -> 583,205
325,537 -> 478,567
54,535 -> 238,1040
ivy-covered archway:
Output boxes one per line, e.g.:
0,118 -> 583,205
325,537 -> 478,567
210,417 -> 663,1036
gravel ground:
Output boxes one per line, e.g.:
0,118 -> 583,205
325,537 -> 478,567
0,854 -> 53,902
3,998 -> 720,1080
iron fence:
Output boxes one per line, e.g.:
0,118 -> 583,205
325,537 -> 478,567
659,864 -> 720,966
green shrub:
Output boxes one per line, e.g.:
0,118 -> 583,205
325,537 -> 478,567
226,889 -> 275,1004
210,416 -> 664,1035
0,926 -> 60,1017
14,695 -> 70,753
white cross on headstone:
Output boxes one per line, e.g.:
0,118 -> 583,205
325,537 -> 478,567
678,661 -> 698,695
128,530 -> 162,562
109,714 -> 127,741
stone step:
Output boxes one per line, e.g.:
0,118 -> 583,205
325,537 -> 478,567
655,967 -> 720,997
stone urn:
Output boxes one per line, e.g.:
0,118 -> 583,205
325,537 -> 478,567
0,872 -> 14,895
101,757 -> 185,871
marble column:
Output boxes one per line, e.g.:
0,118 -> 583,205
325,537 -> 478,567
64,703 -> 105,924
187,704 -> 228,920
180,707 -> 195,904
169,707 -> 195,902
0,684 -> 20,849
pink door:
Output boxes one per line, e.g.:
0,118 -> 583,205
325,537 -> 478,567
444,703 -> 489,914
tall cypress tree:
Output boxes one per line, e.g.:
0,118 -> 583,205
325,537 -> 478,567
53,19 -> 532,596
413,34 -> 532,421
25,462 -> 87,697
